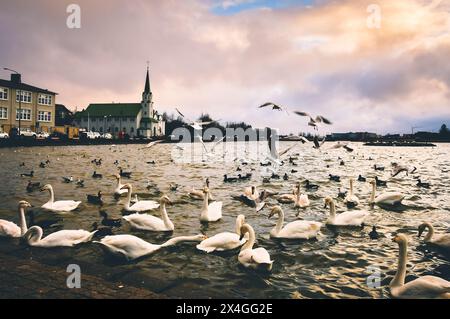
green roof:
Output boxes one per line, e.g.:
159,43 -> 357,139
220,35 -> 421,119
141,117 -> 159,123
75,103 -> 141,118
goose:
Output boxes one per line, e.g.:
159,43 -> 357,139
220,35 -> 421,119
417,179 -> 430,189
324,197 -> 369,227
390,234 -> 450,299
238,223 -> 273,271
23,226 -> 97,247
121,184 -> 159,212
375,176 -> 387,187
0,201 -> 31,238
99,211 -> 122,228
418,222 -> 450,251
95,233 -> 207,261
92,171 -> 102,179
200,187 -> 222,222
123,195 -> 174,232
269,206 -> 321,239
113,174 -> 127,197
197,215 -> 248,253
87,191 -> 104,205
344,178 -> 360,208
40,184 -> 81,212
369,180 -> 404,206
26,181 -> 40,193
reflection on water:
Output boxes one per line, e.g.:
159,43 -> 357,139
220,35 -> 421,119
0,142 -> 449,298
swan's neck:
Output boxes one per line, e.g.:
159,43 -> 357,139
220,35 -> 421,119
18,207 -> 28,236
328,201 -> 336,220
235,218 -> 243,235
424,223 -> 434,242
241,228 -> 256,251
25,227 -> 43,245
273,211 -> 284,235
116,177 -> 122,188
391,241 -> 407,288
201,193 -> 209,218
349,180 -> 354,196
160,202 -> 173,229
46,188 -> 55,204
125,186 -> 132,208
370,183 -> 376,203
160,235 -> 200,247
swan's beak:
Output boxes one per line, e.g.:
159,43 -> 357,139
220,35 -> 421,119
239,234 -> 244,240
323,203 -> 328,208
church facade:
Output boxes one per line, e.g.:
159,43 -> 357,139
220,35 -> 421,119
74,68 -> 165,138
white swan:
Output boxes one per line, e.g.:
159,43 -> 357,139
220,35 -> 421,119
188,178 -> 213,201
41,184 -> 81,212
277,186 -> 296,204
123,195 -> 174,232
23,225 -> 96,247
418,222 -> 450,252
96,233 -> 207,261
197,214 -> 247,253
369,179 -> 404,206
268,206 -> 321,239
293,183 -> 310,208
390,234 -> 450,299
113,174 -> 128,197
344,178 -> 359,207
238,223 -> 273,271
0,201 -> 31,238
324,197 -> 369,227
200,187 -> 222,222
121,183 -> 159,212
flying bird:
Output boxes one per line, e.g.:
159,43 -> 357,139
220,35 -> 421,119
175,108 -> 218,130
313,135 -> 326,149
258,102 -> 288,113
294,111 -> 332,130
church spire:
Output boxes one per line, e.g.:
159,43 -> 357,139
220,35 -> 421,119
144,63 -> 151,94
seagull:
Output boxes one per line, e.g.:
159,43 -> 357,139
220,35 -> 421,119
258,102 -> 289,114
294,111 -> 332,130
313,135 -> 326,149
196,135 -> 225,156
175,108 -> 217,130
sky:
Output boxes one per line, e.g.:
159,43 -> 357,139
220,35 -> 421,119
1,0 -> 449,134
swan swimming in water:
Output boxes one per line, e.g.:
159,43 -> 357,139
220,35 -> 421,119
95,233 -> 207,261
121,183 -> 159,212
324,197 -> 369,227
369,179 -> 404,206
113,174 -> 128,197
200,187 -> 222,222
197,214 -> 248,253
344,178 -> 359,208
418,222 -> 450,252
0,201 -> 31,238
390,234 -> 450,299
268,206 -> 321,239
40,184 -> 81,212
23,225 -> 97,247
123,195 -> 174,232
238,223 -> 273,271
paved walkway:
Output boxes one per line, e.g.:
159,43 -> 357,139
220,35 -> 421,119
0,252 -> 165,299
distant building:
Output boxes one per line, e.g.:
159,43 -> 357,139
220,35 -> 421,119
0,73 -> 57,133
55,104 -> 74,126
74,67 -> 165,138
329,132 -> 378,141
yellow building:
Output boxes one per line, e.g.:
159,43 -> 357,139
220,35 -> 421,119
0,73 -> 57,134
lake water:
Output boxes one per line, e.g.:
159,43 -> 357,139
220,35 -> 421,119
0,142 -> 449,298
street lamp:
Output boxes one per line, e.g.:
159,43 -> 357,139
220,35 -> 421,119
3,68 -> 22,135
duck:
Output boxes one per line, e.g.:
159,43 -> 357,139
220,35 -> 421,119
369,226 -> 380,240
91,222 -> 113,237
238,223 -> 273,271
224,174 -> 239,183
291,169 -> 298,173
238,173 -> 252,181
344,178 -> 360,208
417,179 -> 430,189
337,187 -> 347,199
23,226 -> 97,247
283,173 -> 289,181
123,195 -> 174,232
324,197 -> 369,227
0,201 -> 31,238
358,175 -> 366,182
20,170 -> 34,178
113,174 -> 128,197
268,206 -> 321,239
92,171 -> 103,179
40,184 -> 81,212
87,191 -> 104,205
99,211 -> 122,228
76,179 -> 84,187
375,176 -> 387,187
62,176 -> 74,183
119,168 -> 132,178
390,234 -> 450,299
197,215 -> 248,253
374,164 -> 385,171
95,233 -> 207,261
26,181 -> 40,193
200,187 -> 222,222
304,180 -> 319,191
329,174 -> 340,182
369,179 -> 404,206
121,184 -> 159,212
418,222 -> 450,252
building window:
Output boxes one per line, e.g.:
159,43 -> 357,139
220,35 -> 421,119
38,94 -> 52,105
0,107 -> 7,119
0,88 -> 8,100
16,109 -> 32,121
37,111 -> 52,122
131,127 -> 134,133
16,91 -> 32,103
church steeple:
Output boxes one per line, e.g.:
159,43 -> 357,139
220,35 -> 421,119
144,64 -> 151,94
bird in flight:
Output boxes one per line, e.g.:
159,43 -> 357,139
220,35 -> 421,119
294,111 -> 332,130
313,135 -> 326,149
258,102 -> 289,114
176,108 -> 218,130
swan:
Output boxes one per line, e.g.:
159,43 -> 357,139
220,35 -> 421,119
293,183 -> 310,208
200,187 -> 222,222
113,174 -> 128,197
324,197 -> 369,227
238,223 -> 273,271
123,195 -> 174,232
390,234 -> 450,299
40,184 -> 81,212
369,180 -> 404,206
23,225 -> 97,247
0,201 -> 31,238
344,178 -> 360,208
418,222 -> 450,252
188,178 -> 213,201
95,233 -> 207,261
197,214 -> 247,253
121,184 -> 159,212
268,206 -> 321,239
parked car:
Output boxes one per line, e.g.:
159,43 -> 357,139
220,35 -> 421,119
36,131 -> 50,139
49,131 -> 68,141
0,132 -> 9,139
9,128 -> 37,139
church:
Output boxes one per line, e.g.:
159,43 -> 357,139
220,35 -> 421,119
74,67 -> 165,138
